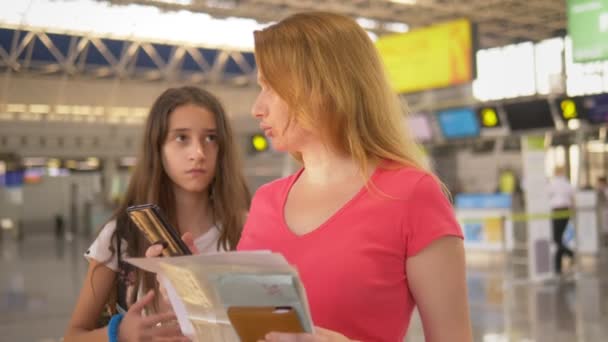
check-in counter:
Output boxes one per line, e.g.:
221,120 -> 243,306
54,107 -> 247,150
455,193 -> 514,252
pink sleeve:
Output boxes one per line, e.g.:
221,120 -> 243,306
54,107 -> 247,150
236,195 -> 258,251
237,184 -> 270,251
404,175 -> 463,258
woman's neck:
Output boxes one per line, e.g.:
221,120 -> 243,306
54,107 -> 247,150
173,187 -> 214,238
298,141 -> 361,185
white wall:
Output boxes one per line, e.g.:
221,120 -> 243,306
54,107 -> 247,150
454,148 -> 522,193
20,177 -> 70,231
0,121 -> 143,158
4,173 -> 102,235
1,74 -> 259,121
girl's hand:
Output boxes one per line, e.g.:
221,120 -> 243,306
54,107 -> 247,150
118,290 -> 189,342
145,232 -> 199,258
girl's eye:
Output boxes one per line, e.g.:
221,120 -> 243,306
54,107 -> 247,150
176,134 -> 188,142
205,135 -> 218,143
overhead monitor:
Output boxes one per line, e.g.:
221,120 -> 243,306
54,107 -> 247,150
503,99 -> 555,131
582,93 -> 608,123
436,108 -> 480,139
376,19 -> 476,94
555,96 -> 585,122
251,133 -> 269,152
24,168 -> 44,184
407,114 -> 433,142
476,106 -> 502,128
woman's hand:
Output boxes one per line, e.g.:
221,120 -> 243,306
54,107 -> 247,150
118,290 -> 189,342
261,327 -> 355,342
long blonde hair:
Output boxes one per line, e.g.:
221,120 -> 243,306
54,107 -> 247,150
254,11 -> 430,177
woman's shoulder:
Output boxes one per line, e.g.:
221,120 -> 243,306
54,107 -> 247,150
374,164 -> 440,199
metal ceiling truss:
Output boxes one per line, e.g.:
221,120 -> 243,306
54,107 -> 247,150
105,0 -> 566,49
0,27 -> 256,85
0,0 -> 566,83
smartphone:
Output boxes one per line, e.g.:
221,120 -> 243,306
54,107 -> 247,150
227,306 -> 305,342
126,204 -> 191,256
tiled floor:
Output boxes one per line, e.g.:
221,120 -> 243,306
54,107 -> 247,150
1,233 -> 89,342
1,231 -> 607,341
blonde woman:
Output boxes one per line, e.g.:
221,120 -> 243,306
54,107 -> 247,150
237,12 -> 472,342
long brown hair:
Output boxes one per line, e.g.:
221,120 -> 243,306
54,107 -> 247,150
254,12 -> 430,178
98,86 -> 250,311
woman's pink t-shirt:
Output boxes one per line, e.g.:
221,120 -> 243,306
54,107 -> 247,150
238,165 -> 463,341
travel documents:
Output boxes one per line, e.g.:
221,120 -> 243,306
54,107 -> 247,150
127,251 -> 313,342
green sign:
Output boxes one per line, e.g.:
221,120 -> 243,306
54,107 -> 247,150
567,0 -> 608,62
524,136 -> 545,151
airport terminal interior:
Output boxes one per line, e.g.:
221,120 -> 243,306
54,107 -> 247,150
1,0 -> 608,341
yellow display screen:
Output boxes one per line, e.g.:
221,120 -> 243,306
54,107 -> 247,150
559,98 -> 579,120
376,19 -> 475,94
477,106 -> 501,128
251,134 -> 269,152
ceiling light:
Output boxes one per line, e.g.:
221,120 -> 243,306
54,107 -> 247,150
356,17 -> 379,30
154,0 -> 193,5
384,22 -> 409,33
0,0 -> 266,50
389,0 -> 417,5
206,0 -> 237,9
567,118 -> 581,130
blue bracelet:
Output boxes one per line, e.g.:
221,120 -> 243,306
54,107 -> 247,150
108,313 -> 124,342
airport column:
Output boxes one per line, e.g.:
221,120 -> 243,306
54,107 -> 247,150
102,157 -> 117,205
520,135 -> 554,282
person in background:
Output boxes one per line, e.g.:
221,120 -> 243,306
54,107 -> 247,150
597,176 -> 608,246
237,11 -> 472,342
54,213 -> 64,238
548,166 -> 576,275
64,86 -> 250,342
